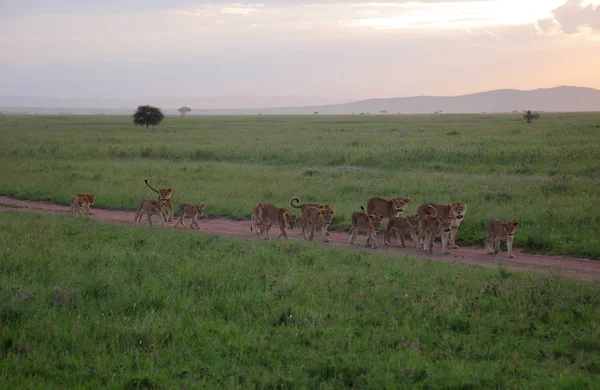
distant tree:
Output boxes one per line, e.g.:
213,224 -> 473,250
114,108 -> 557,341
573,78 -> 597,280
313,111 -> 319,115
177,106 -> 191,117
380,109 -> 388,114
523,110 -> 540,123
133,105 -> 164,129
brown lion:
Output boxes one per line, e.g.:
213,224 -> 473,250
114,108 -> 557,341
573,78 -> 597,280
290,197 -> 334,242
173,203 -> 205,229
485,219 -> 519,258
70,193 -> 96,215
418,211 -> 452,255
417,202 -> 467,249
134,199 -> 166,227
301,205 -> 330,242
145,179 -> 174,222
383,214 -> 420,248
349,206 -> 383,249
366,197 -> 410,220
255,203 -> 296,240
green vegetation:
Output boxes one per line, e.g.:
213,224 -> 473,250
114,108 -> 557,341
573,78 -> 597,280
0,113 -> 599,257
1,212 -> 599,388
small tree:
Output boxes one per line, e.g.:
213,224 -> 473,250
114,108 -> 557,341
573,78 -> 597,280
380,109 -> 388,114
523,110 -> 540,123
133,105 -> 164,129
177,106 -> 191,117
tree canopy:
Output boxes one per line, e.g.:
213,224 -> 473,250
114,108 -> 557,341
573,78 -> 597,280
177,106 -> 192,117
133,105 -> 164,129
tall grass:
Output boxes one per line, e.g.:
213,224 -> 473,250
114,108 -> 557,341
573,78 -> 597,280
0,113 -> 599,257
1,212 -> 599,388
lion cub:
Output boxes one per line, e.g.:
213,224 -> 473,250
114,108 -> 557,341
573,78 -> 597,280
417,201 -> 467,249
367,196 -> 410,221
290,197 -> 334,241
349,206 -> 383,249
133,199 -> 166,227
70,193 -> 96,215
300,205 -> 334,242
384,214 -> 420,248
253,203 -> 296,240
173,203 -> 205,229
485,219 -> 519,258
145,179 -> 174,222
418,207 -> 452,254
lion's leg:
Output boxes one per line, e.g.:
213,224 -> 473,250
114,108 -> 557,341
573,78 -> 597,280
181,215 -> 190,228
399,231 -> 407,248
321,225 -> 329,242
383,224 -> 393,245
134,210 -> 142,226
506,236 -> 515,258
146,213 -> 153,227
449,226 -> 459,249
410,231 -> 419,249
441,233 -> 449,255
369,231 -> 379,249
159,212 -> 166,227
191,215 -> 201,229
493,238 -> 501,254
484,237 -> 492,254
278,224 -> 289,240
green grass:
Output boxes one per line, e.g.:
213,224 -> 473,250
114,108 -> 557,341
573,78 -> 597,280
0,113 -> 599,258
1,212 -> 599,388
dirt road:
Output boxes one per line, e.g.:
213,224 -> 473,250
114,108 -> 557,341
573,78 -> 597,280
1,196 -> 599,282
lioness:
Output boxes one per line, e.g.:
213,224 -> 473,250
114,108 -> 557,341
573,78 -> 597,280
70,193 -> 96,215
145,179 -> 174,222
255,203 -> 296,240
418,213 -> 452,255
485,219 -> 519,258
367,197 -> 410,221
173,203 -> 205,229
384,214 -> 420,248
134,199 -> 166,227
290,197 -> 334,242
417,202 -> 467,249
349,206 -> 383,249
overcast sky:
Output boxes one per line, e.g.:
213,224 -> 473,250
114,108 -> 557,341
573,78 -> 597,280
1,0 -> 599,101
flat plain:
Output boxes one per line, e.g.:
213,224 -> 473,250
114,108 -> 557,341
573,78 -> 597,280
1,113 -> 599,388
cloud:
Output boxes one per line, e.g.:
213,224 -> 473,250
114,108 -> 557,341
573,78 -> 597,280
539,0 -> 600,34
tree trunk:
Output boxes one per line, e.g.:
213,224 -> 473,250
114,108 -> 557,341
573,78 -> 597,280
146,122 -> 149,129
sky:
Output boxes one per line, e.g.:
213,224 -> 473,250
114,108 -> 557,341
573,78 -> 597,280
1,0 -> 600,101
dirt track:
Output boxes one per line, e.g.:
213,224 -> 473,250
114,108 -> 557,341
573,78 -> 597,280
1,196 -> 599,282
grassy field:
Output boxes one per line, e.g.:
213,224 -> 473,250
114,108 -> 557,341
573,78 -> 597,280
1,212 -> 599,389
0,113 -> 599,258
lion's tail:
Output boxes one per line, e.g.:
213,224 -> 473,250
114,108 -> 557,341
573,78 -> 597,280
290,197 -> 303,209
144,179 -> 159,194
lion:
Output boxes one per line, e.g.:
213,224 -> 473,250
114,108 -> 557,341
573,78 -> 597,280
367,197 -> 410,221
383,214 -> 420,248
290,197 -> 334,242
145,179 -> 174,222
485,219 -> 519,258
301,205 -> 330,242
418,211 -> 452,255
417,202 -> 467,249
133,199 -> 166,227
173,203 -> 205,229
70,193 -> 96,215
349,206 -> 383,249
250,202 -> 265,235
255,203 -> 296,240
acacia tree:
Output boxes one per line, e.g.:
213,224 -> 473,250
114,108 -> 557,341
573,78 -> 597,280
523,110 -> 540,123
177,106 -> 191,117
133,105 -> 164,129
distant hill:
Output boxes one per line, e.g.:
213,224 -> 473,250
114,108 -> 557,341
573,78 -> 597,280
0,86 -> 598,115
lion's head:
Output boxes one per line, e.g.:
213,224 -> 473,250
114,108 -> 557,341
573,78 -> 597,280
504,221 -> 519,236
407,215 -> 420,229
368,213 -> 384,232
450,202 -> 467,220
392,197 -> 410,214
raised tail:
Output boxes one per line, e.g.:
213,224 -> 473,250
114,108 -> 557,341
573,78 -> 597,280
290,197 -> 303,209
144,179 -> 159,194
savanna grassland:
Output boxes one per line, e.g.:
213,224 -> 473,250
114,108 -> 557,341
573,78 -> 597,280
1,212 -> 600,389
0,113 -> 599,257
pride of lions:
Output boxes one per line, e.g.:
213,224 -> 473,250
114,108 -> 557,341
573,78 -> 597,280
70,180 -> 520,258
